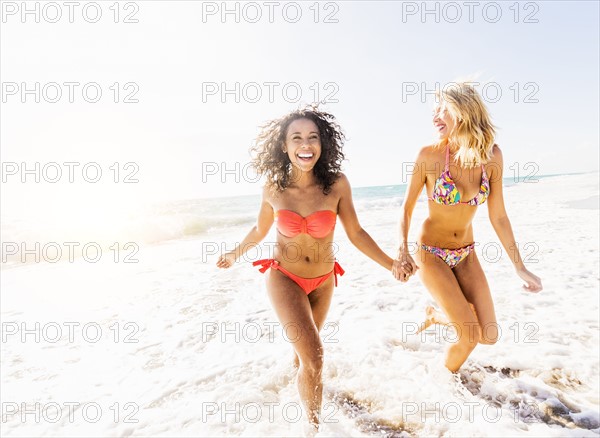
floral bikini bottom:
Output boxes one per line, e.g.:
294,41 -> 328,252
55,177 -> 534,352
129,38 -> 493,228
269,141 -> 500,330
420,243 -> 475,269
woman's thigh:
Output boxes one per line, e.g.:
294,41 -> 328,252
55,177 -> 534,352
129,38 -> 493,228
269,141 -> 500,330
452,250 -> 498,343
265,269 -> 326,356
415,245 -> 479,337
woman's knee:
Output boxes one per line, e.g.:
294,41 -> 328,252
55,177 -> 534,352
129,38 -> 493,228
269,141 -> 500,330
452,319 -> 481,347
298,344 -> 324,375
479,322 -> 499,345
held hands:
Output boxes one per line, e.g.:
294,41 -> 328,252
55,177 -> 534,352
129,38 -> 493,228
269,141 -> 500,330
216,252 -> 236,269
516,267 -> 543,293
392,250 -> 419,283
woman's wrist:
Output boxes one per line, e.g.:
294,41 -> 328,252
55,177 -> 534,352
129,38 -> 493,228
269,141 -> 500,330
515,262 -> 526,272
385,256 -> 394,271
397,242 -> 409,257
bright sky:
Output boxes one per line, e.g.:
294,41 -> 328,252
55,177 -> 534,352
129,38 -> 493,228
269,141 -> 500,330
1,0 -> 598,212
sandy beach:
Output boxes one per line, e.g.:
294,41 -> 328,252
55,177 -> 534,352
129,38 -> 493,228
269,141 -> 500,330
1,172 -> 599,437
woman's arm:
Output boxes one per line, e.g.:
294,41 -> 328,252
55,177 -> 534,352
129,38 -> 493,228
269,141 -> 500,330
486,145 -> 542,292
216,187 -> 274,268
398,147 -> 427,255
337,174 -> 394,270
394,147 -> 428,280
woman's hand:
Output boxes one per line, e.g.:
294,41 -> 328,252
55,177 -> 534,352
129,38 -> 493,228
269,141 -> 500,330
392,250 -> 419,282
216,252 -> 236,269
391,259 -> 409,282
516,267 -> 543,293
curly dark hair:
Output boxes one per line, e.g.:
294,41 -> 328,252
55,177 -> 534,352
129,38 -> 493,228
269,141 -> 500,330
250,105 -> 346,195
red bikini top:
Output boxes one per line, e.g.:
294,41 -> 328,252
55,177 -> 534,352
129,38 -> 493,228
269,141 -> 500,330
274,210 -> 336,239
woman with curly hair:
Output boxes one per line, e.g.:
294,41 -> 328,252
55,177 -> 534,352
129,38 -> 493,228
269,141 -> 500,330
393,82 -> 543,372
216,106 -> 397,431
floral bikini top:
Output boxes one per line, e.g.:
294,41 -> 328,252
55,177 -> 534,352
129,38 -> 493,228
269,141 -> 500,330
428,144 -> 490,206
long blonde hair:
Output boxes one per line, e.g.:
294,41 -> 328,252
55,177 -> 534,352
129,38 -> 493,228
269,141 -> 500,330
437,82 -> 496,168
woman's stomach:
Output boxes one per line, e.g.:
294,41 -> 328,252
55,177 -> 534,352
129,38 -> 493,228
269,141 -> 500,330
272,235 -> 336,277
419,206 -> 477,248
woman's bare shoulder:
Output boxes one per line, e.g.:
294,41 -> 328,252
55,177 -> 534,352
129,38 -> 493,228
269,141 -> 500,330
417,144 -> 441,159
260,184 -> 278,207
329,173 -> 351,198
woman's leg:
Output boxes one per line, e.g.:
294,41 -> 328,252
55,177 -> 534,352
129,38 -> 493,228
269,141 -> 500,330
416,305 -> 450,333
415,245 -> 481,372
452,250 -> 498,345
292,273 -> 336,367
266,269 -> 335,428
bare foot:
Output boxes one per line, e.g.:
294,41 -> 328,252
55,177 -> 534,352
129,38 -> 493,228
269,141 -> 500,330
416,305 -> 449,334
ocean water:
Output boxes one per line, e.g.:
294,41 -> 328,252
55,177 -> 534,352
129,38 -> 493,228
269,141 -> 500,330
1,175 -> 557,268
1,172 -> 599,437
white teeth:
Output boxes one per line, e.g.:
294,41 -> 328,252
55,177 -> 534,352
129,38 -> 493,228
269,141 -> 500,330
298,153 -> 313,158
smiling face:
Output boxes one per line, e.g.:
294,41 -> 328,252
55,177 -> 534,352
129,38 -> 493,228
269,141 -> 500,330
283,118 -> 322,172
432,102 -> 456,141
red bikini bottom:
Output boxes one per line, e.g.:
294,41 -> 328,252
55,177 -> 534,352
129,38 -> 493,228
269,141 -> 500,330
252,259 -> 345,295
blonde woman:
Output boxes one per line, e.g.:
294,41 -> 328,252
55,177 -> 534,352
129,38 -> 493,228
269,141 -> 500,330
393,82 -> 543,372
